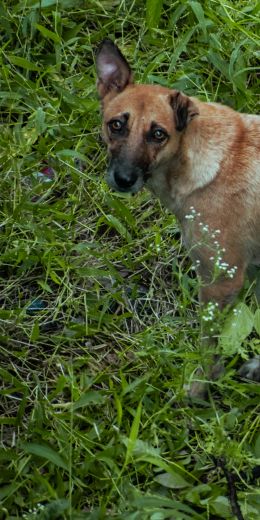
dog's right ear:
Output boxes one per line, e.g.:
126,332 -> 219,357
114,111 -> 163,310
96,39 -> 133,99
170,91 -> 199,131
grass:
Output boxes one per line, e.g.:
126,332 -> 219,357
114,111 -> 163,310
0,0 -> 259,518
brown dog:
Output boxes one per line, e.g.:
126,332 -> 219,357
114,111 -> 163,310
96,39 -> 260,390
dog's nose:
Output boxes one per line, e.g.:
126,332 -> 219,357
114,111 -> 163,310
114,169 -> 138,189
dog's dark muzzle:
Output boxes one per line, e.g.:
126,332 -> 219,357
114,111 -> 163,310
107,158 -> 145,194
114,168 -> 138,190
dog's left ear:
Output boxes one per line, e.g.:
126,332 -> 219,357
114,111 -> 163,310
170,91 -> 199,131
96,39 -> 133,99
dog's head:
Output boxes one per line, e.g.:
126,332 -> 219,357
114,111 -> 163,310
96,39 -> 198,194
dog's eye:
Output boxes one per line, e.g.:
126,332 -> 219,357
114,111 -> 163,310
108,120 -> 123,132
152,128 -> 168,142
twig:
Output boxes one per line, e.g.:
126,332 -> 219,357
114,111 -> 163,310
214,457 -> 244,520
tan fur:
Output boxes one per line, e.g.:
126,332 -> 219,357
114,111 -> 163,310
96,40 -> 260,391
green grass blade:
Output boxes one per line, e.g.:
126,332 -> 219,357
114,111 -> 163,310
22,443 -> 69,471
125,400 -> 142,465
146,0 -> 163,30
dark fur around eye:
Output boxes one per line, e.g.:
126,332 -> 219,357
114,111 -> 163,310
107,113 -> 129,135
153,129 -> 167,141
146,123 -> 168,143
108,119 -> 123,132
